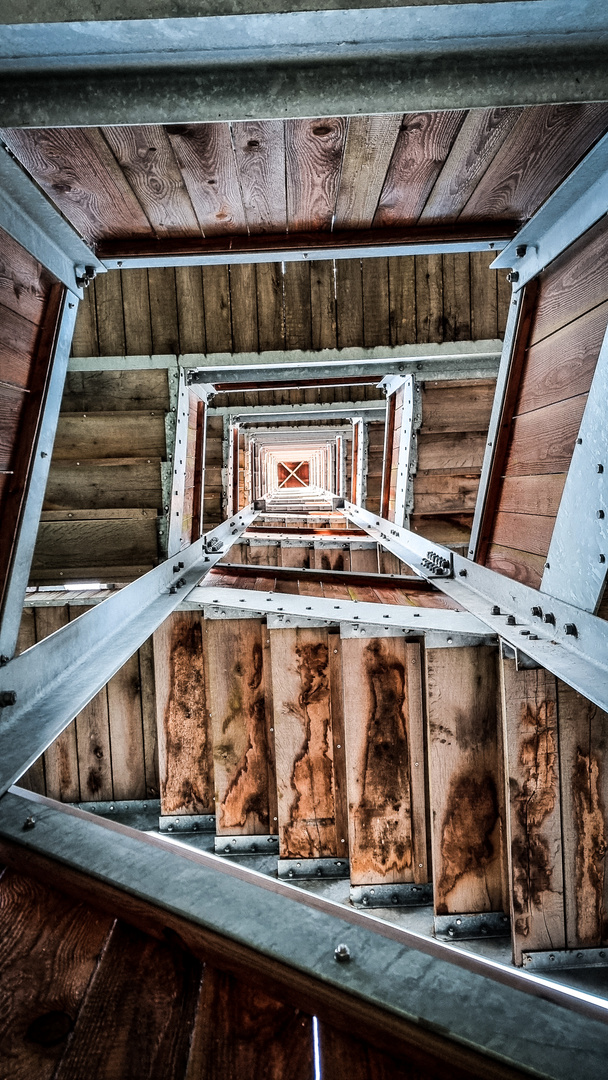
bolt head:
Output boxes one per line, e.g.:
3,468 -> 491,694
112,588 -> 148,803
334,943 -> 351,962
564,623 -> 578,636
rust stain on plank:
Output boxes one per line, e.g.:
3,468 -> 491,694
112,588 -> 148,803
436,771 -> 499,913
573,744 -> 608,945
216,639 -> 270,832
163,617 -> 212,815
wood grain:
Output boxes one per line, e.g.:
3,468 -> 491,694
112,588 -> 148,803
484,544 -> 545,590
175,266 -> 206,353
69,605 -> 113,802
202,265 -> 233,352
374,111 -> 464,227
153,612 -> 214,817
516,299 -> 608,415
442,253 -> 471,340
106,652 -> 146,800
498,474 -> 565,518
0,225 -> 50,325
336,259 -> 364,349
500,659 -> 565,966
388,256 -> 416,345
283,261 -> 312,351
93,271 -> 126,356
270,627 -> 339,858
256,263 -> 284,351
285,117 -> 346,232
230,264 -> 259,353
310,260 -> 337,350
503,395 -> 587,477
205,619 -> 276,835
61,369 -> 169,414
166,123 -> 247,236
421,380 -> 494,433
121,268 -> 153,355
231,120 -> 287,234
529,215 -> 608,346
53,412 -> 166,460
44,461 -> 162,511
417,432 -> 486,472
37,606 -> 80,802
426,647 -> 504,915
334,116 -> 402,230
491,511 -> 555,558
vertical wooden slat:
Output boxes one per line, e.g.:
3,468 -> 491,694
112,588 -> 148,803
95,271 -> 125,356
310,260 -> 337,351
121,267 -> 152,355
336,259 -> 363,349
153,611 -> 214,817
470,251 -> 498,340
148,267 -> 180,354
256,263 -> 284,351
341,636 -> 425,886
205,619 -> 276,835
388,256 -> 416,346
202,266 -> 233,352
270,627 -> 339,859
175,266 -> 206,353
426,646 -> 504,915
139,635 -> 160,798
499,658 -> 565,964
38,606 -> 80,802
328,630 -> 350,858
106,651 -> 146,800
283,262 -> 312,350
415,254 -> 443,342
442,253 -> 471,340
70,605 -> 113,802
229,264 -> 259,352
361,257 -> 390,347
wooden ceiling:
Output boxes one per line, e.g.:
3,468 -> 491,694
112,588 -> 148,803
3,104 -> 608,251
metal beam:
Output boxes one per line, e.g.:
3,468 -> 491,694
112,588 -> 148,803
0,291 -> 78,661
210,401 -> 382,419
2,789 -> 608,1077
0,143 -> 103,295
166,367 -> 190,558
542,325 -> 608,612
342,501 -> 608,714
2,4 -> 608,126
492,131 -> 608,288
0,508 -> 258,796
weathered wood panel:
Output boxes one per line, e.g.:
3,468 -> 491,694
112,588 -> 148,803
500,659 -> 565,965
270,627 -> 339,859
557,682 -> 608,950
53,412 -> 166,460
37,606 -> 80,802
69,605 -> 113,802
106,650 -> 146,801
205,619 -> 276,835
426,647 -> 505,915
341,637 -> 426,886
153,612 -> 214,817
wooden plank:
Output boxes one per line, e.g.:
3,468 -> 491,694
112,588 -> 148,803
14,609 -> 45,795
175,265 -> 206,353
491,511 -> 555,558
94,270 -> 125,356
0,303 -> 41,389
313,547 -> 351,572
334,116 -> 402,229
0,224 -> 50,325
417,432 -> 486,472
229,264 -> 259,352
442,252 -> 471,340
202,265 -> 233,352
470,251 -> 498,340
485,543 -> 545,589
419,107 -> 523,223
310,260 -> 337,351
53,412 -> 166,460
153,612 -> 214,817
121,267 -> 152,355
410,513 -> 472,546
256,263 -> 284,351
529,215 -> 608,346
70,284 -> 99,357
0,127 -> 154,244
318,1022 -> 434,1080
421,380 -> 494,434
61,369 -> 169,414
205,619 -> 276,835
504,395 -> 587,477
103,124 -> 201,237
361,257 -> 390,347
139,634 -> 160,798
0,869 -> 113,1080
285,117 -> 346,232
231,120 -> 287,233
270,627 -> 339,858
166,122 -> 247,236
336,259 -> 363,349
413,474 -> 479,514
279,545 -> 311,569
328,631 -> 350,859
283,261 -> 312,351
350,547 -> 379,574
106,651 -> 146,800
69,604 -> 113,802
148,266 -> 180,354
557,682 -> 608,950
37,606 -> 80,802
44,461 -> 162,511
495,474 -> 565,518
461,103 -> 608,223
414,254 -> 443,343
374,111 -> 464,227
341,637 -> 425,885
499,658 -> 565,965
516,300 -> 608,416
54,919 -> 201,1080
426,646 -> 504,915
185,967 -> 313,1080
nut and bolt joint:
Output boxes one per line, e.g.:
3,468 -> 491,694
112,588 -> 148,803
543,612 -> 556,625
0,690 -> 17,707
564,623 -> 578,637
531,606 -> 543,618
334,943 -> 351,963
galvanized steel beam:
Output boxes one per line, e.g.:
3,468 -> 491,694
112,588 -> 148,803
0,508 -> 258,796
1,3 -> 608,126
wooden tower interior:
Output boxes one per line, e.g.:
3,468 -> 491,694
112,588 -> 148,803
1,4 -> 608,1077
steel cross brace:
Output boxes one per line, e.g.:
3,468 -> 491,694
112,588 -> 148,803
0,507 -> 258,796
341,501 -> 608,713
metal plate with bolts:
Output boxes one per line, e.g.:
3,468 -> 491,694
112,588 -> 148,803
159,814 -> 215,833
522,948 -> 608,973
351,882 -> 433,908
200,605 -> 263,620
278,857 -> 350,880
215,834 -> 279,856
69,799 -> 161,816
434,912 -> 510,941
267,615 -> 333,630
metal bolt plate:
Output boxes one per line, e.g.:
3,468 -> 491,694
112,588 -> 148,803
434,911 -> 510,940
159,813 -> 216,834
215,834 -> 279,856
278,857 -> 350,880
522,947 -> 608,972
350,882 -> 433,908
69,799 -> 161,816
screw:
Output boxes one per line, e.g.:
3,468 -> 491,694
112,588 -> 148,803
506,615 -> 516,626
492,605 -> 501,616
564,623 -> 578,636
516,245 -> 527,258
543,612 -> 555,624
458,568 -> 467,577
334,943 -> 351,963
531,606 -> 542,617
23,816 -> 36,830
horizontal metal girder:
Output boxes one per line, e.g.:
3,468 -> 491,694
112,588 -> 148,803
2,3 -> 608,125
0,508 -> 258,796
342,501 -> 608,714
1,787 -> 607,1079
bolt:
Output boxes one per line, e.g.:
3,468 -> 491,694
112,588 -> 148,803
491,605 -> 501,616
543,612 -> 555,625
506,615 -> 516,626
564,623 -> 578,637
0,691 -> 16,707
531,606 -> 542,617
600,555 -> 606,563
507,271 -> 519,283
597,510 -> 605,519
516,244 -> 527,258
458,568 -> 467,577
23,816 -> 36,830
598,464 -> 604,474
334,943 -> 351,963
0,655 -> 9,666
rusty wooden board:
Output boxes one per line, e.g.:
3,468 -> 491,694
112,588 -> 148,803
269,627 -> 339,859
499,658 -> 565,966
153,611 -> 214,818
341,636 -> 426,886
426,646 -> 505,916
205,619 -> 276,836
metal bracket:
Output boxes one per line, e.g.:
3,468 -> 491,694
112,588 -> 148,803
69,799 -> 161,816
278,857 -> 350,880
350,882 -> 433,908
214,834 -> 279,856
522,947 -> 608,973
159,813 -> 215,833
434,912 -> 510,941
